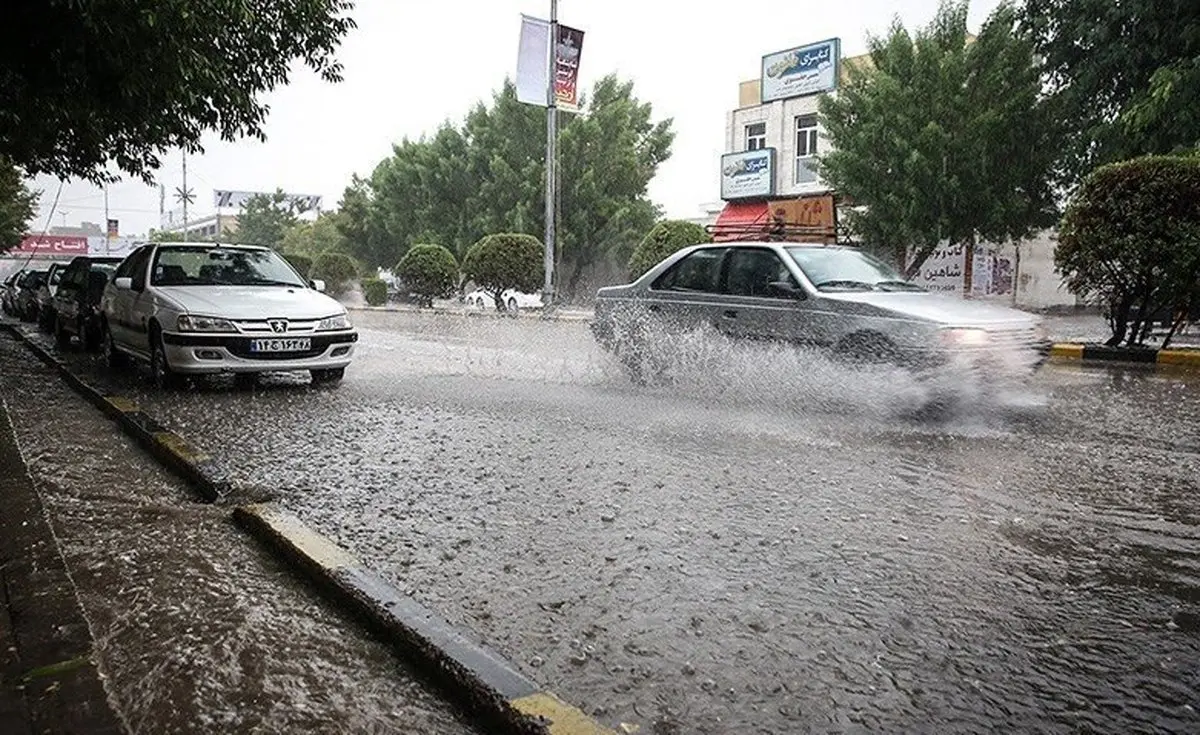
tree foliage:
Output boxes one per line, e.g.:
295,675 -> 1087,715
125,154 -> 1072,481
460,233 -> 542,311
339,75 -> 673,300
0,0 -> 355,183
1056,156 -> 1200,347
237,191 -> 299,249
283,253 -> 313,279
280,212 -> 347,258
395,244 -> 458,308
0,158 -> 37,254
360,277 -> 388,306
1022,0 -> 1200,185
628,220 -> 710,279
311,251 -> 358,296
819,1 -> 1059,275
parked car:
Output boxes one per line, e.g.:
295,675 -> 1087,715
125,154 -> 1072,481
52,256 -> 124,351
14,269 -> 48,322
464,288 -> 544,311
1,269 -> 26,315
591,241 -> 1051,385
100,242 -> 357,387
35,261 -> 71,331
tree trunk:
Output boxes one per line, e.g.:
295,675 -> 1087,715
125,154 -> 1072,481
1106,295 -> 1132,347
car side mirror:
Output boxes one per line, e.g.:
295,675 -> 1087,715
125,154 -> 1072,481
113,277 -> 133,290
768,280 -> 804,299
310,279 -> 326,292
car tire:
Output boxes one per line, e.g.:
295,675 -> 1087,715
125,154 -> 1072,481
81,318 -> 101,352
54,315 -> 71,349
149,328 -> 185,390
38,308 -> 53,333
310,367 -> 345,385
103,321 -> 128,369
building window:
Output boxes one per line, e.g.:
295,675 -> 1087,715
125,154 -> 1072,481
795,114 -> 819,184
745,122 -> 767,151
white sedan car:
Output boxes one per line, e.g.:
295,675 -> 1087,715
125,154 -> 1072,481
464,288 -> 544,311
100,242 -> 357,387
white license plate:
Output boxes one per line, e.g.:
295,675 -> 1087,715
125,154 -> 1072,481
249,338 -> 311,353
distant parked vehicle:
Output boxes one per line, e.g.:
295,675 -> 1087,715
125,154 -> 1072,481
53,256 -> 124,351
464,288 -> 543,312
1,269 -> 26,316
14,270 -> 48,322
35,261 -> 71,331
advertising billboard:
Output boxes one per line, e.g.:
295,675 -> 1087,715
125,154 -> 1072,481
721,149 -> 776,200
11,234 -> 89,255
761,38 -> 840,102
213,190 -> 323,212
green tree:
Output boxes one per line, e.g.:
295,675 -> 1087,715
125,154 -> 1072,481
0,158 -> 37,253
0,1 -> 354,183
360,277 -> 388,306
819,1 -> 1059,276
354,75 -> 673,300
335,175 -> 391,269
311,251 -> 358,296
1056,156 -> 1200,348
237,191 -> 299,249
283,253 -> 313,279
395,244 -> 458,308
280,212 -> 347,258
1022,0 -> 1200,185
460,233 -> 542,312
628,220 -> 710,279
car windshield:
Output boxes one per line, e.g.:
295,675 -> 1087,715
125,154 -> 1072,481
151,246 -> 307,287
786,247 -> 925,292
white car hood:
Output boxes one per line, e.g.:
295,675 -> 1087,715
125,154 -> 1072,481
822,291 -> 1037,327
156,286 -> 344,320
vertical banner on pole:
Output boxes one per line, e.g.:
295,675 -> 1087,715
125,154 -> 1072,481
516,15 -> 550,106
554,25 -> 585,112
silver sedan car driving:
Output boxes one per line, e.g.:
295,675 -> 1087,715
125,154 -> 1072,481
591,241 -> 1051,384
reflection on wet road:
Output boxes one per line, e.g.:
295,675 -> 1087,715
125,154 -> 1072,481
43,311 -> 1200,733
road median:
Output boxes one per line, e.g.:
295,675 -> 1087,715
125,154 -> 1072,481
1049,342 -> 1200,369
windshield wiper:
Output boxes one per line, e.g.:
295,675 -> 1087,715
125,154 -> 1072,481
814,279 -> 876,291
873,280 -> 925,292
247,278 -> 303,287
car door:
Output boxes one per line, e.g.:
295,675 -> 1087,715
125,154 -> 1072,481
54,260 -> 85,326
107,246 -> 152,350
642,247 -> 731,336
718,246 -> 819,346
126,246 -> 161,355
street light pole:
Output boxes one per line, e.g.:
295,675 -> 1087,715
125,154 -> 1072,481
542,0 -> 558,311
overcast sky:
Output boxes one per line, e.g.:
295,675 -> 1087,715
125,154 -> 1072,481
31,0 -> 1002,237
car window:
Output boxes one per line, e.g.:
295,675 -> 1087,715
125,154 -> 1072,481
724,248 -> 795,298
114,247 -> 151,284
786,247 -> 924,292
652,248 -> 728,293
151,245 -> 308,287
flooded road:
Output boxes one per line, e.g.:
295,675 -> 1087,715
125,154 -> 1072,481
34,311 -> 1200,733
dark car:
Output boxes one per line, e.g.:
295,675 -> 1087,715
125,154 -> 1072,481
52,256 -> 123,351
14,270 -> 48,322
1,269 -> 26,316
35,261 -> 71,331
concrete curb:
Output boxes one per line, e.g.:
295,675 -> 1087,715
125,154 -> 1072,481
1049,342 -> 1200,369
345,305 -> 593,323
233,504 -> 614,735
0,324 -> 231,502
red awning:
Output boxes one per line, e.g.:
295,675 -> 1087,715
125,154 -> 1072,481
709,201 -> 771,241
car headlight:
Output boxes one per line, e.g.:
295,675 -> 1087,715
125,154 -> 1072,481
939,327 -> 989,346
177,314 -> 237,332
316,313 -> 352,331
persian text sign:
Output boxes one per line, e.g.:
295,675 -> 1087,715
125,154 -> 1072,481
13,235 -> 88,255
720,149 -> 776,200
761,38 -> 840,102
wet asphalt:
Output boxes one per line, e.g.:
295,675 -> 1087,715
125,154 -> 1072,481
20,310 -> 1200,734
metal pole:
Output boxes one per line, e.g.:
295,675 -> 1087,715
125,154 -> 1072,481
103,185 -> 110,254
181,151 -> 190,242
541,0 -> 557,309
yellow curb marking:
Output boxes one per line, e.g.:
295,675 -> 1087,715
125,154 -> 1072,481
152,431 -> 210,464
1156,349 -> 1200,367
510,692 -> 617,735
246,505 -> 360,570
105,396 -> 139,413
1049,343 -> 1084,359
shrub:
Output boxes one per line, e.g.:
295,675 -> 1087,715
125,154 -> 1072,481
284,253 -> 313,279
1057,155 -> 1200,347
628,220 -> 710,279
360,277 -> 388,306
311,251 -> 359,296
395,244 -> 458,308
460,233 -> 542,311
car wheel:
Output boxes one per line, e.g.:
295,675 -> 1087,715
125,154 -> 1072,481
81,318 -> 101,352
149,329 -> 185,389
103,321 -> 128,369
310,367 -> 345,385
54,315 -> 70,349
38,308 -> 52,332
